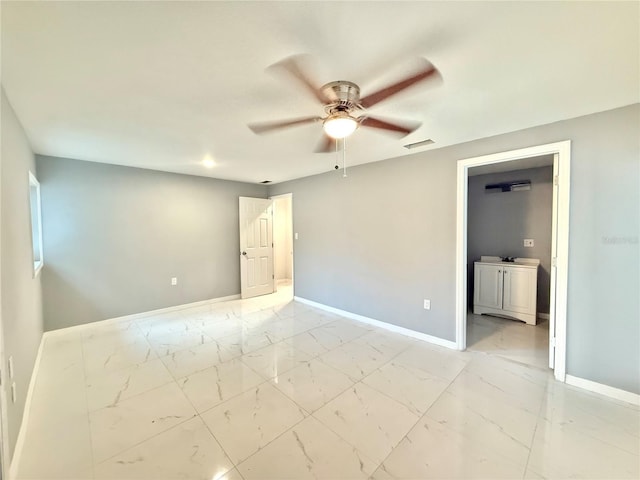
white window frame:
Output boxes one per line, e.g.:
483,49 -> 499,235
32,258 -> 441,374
29,171 -> 44,277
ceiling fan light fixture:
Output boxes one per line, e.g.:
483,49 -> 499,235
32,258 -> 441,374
323,113 -> 358,139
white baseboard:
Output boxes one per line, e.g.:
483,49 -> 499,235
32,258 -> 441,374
565,374 -> 639,406
45,294 -> 241,337
8,334 -> 45,480
537,313 -> 550,320
294,296 -> 458,350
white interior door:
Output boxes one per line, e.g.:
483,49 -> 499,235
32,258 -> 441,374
239,197 -> 274,299
548,153 -> 560,368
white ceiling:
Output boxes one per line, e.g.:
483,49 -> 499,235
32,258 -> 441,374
2,1 -> 638,184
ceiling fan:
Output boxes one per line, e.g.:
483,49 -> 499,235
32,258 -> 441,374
248,55 -> 442,153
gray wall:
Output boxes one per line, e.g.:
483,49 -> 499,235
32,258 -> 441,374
272,150 -> 458,341
270,104 -> 640,394
37,156 -> 267,331
468,166 -> 553,314
1,88 -> 44,458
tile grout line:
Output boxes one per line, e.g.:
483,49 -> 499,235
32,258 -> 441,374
79,332 -> 97,479
521,374 -> 553,479
170,321 -> 295,476
192,303 -> 320,469
191,324 -> 382,474
367,357 -> 470,476
228,409 -> 311,476
89,384 -> 197,468
325,343 -> 414,403
195,301 -> 331,469
227,319 -> 414,471
92,414 -> 199,468
209,314 -> 431,474
87,314 -> 218,468
17,294 -> 310,477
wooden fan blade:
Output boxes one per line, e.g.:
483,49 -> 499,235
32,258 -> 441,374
359,116 -> 421,137
359,59 -> 441,109
269,55 -> 330,104
248,116 -> 321,134
314,135 -> 335,153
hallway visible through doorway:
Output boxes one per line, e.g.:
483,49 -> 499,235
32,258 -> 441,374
272,194 -> 293,292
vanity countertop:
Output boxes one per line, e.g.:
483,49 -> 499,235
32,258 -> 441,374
475,256 -> 540,268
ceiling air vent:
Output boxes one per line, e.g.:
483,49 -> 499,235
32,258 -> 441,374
404,139 -> 434,149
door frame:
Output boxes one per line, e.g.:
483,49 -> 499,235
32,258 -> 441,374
0,158 -> 7,479
455,141 -> 571,382
269,193 -> 294,292
0,314 -> 6,480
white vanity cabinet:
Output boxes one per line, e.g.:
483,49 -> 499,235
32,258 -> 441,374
473,256 -> 539,325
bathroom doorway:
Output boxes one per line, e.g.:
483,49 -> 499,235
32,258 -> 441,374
466,157 -> 553,369
456,141 -> 570,382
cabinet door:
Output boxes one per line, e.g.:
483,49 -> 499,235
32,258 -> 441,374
502,266 -> 537,315
474,263 -> 503,309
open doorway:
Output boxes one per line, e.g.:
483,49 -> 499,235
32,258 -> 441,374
456,141 -> 570,382
271,193 -> 294,298
466,156 -> 553,369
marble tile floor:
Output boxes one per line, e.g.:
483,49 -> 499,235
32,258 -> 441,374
13,290 -> 639,479
466,313 -> 550,369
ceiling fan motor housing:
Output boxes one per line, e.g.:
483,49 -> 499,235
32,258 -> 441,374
321,81 -> 361,114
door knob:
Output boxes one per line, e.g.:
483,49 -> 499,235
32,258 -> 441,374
241,251 -> 247,256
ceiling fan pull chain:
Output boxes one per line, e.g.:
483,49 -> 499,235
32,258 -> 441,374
342,137 -> 348,178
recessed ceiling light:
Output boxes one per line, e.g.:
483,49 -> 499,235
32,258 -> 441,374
404,139 -> 435,149
202,157 -> 215,168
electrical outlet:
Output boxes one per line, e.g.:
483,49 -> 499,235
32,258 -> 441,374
423,299 -> 431,310
524,239 -> 534,247
8,356 -> 14,379
171,277 -> 178,286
